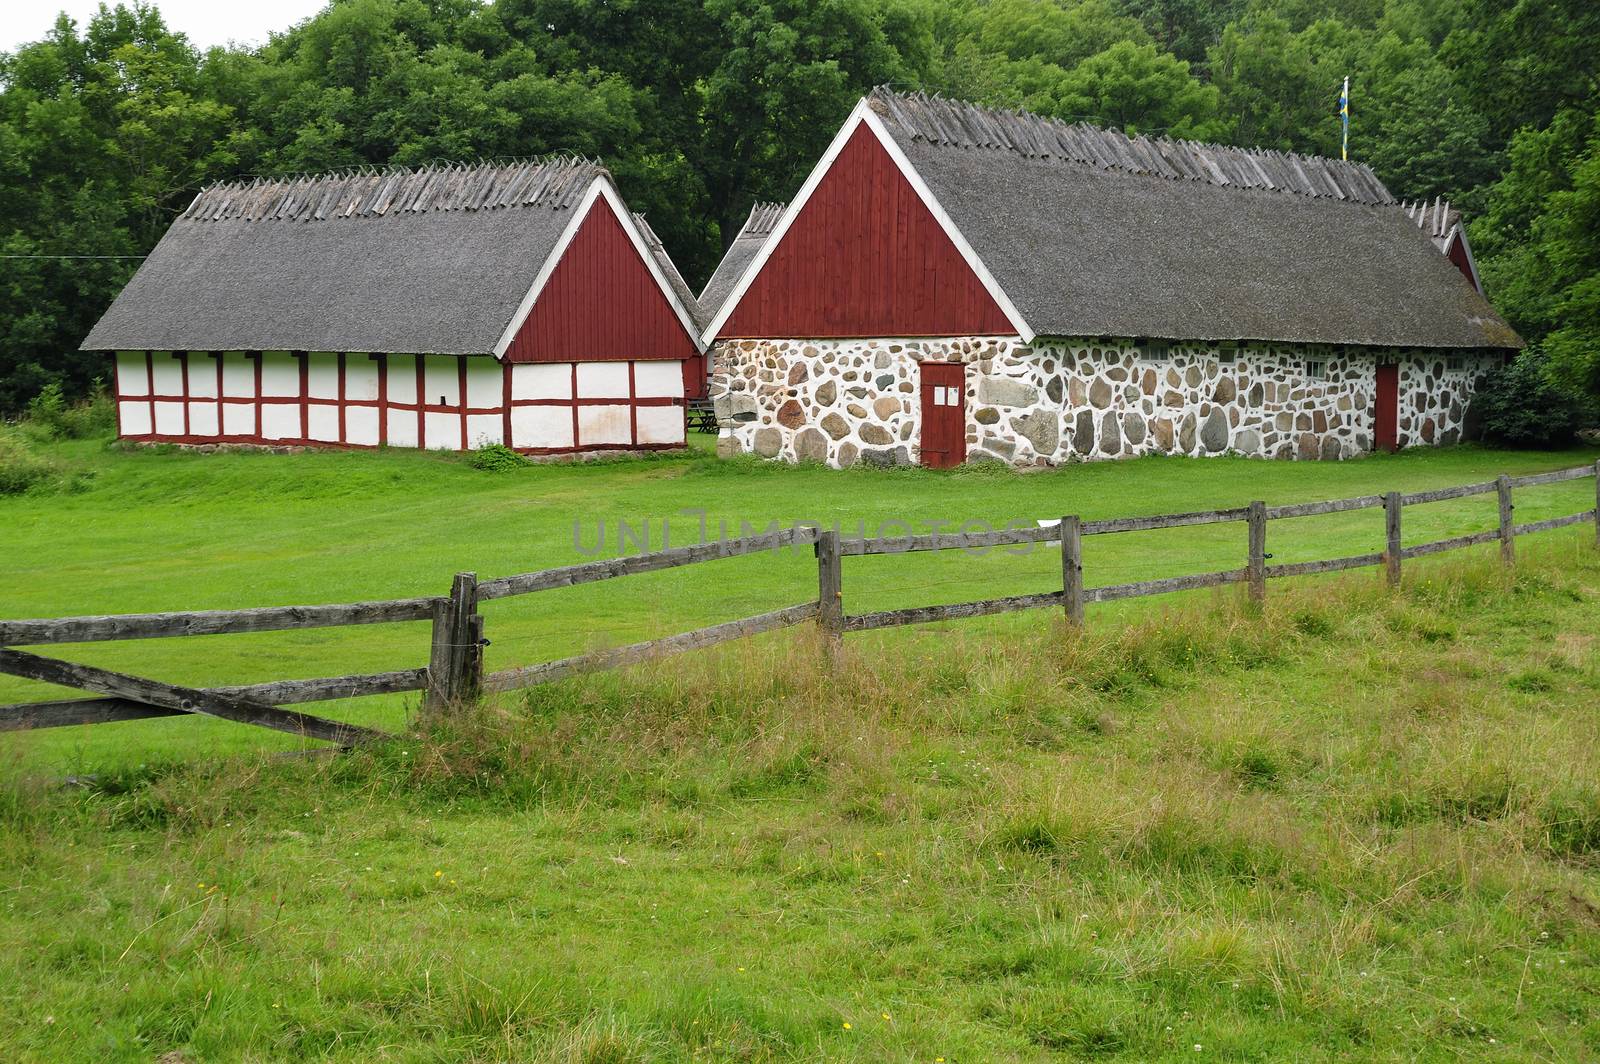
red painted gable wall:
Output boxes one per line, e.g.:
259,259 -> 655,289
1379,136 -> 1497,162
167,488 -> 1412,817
505,196 -> 699,364
1444,233 -> 1480,294
719,124 -> 1015,339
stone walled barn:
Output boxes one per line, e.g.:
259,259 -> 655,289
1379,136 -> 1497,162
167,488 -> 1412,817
82,158 -> 705,455
703,89 -> 1522,468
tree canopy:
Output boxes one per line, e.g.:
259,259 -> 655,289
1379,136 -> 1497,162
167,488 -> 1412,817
2,0 -> 1597,413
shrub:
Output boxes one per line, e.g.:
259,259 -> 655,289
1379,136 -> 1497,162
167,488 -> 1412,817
1473,351 -> 1588,447
0,422 -> 61,494
467,443 -> 527,472
23,381 -> 115,440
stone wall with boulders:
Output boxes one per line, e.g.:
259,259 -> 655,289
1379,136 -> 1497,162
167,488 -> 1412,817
709,337 -> 1497,468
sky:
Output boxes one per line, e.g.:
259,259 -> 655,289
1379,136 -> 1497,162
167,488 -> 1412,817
2,0 -> 328,53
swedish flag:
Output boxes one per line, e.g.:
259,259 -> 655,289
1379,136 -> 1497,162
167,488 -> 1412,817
1339,76 -> 1350,161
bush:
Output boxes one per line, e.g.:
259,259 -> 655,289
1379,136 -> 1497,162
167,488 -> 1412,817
0,422 -> 62,494
468,443 -> 527,472
1473,350 -> 1588,447
24,381 -> 115,440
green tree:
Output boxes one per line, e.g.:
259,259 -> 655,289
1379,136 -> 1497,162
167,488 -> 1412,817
1054,40 -> 1221,137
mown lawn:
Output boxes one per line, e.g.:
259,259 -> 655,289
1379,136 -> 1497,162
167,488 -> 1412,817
1,538 -> 1597,1061
1,433 -> 1597,769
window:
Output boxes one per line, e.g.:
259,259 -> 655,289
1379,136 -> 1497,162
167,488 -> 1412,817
1139,340 -> 1170,360
1216,342 -> 1239,363
1306,359 -> 1327,381
932,385 -> 962,407
1446,355 -> 1465,371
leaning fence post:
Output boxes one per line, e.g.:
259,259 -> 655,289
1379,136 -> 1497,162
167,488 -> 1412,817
1246,501 -> 1267,603
425,594 -> 457,714
1593,460 -> 1599,547
815,530 -> 843,650
1497,474 -> 1515,566
1383,492 -> 1403,587
1060,515 -> 1084,625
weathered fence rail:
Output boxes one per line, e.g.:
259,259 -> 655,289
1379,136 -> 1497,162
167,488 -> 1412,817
2,460 -> 1596,747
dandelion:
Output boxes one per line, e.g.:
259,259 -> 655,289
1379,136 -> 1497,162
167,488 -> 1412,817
842,1022 -> 852,1030
737,967 -> 745,972
434,870 -> 443,878
882,1012 -> 891,1020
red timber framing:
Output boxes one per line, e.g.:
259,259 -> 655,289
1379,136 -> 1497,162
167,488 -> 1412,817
115,351 -> 686,455
712,117 -> 1020,341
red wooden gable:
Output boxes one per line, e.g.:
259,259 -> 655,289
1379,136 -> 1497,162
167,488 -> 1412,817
1444,232 -> 1480,294
719,123 -> 1015,339
505,195 -> 698,363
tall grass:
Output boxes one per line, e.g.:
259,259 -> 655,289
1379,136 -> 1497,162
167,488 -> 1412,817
2,539 -> 1597,1060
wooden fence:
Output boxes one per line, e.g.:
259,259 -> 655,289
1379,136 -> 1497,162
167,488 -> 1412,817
3,461 -> 1596,747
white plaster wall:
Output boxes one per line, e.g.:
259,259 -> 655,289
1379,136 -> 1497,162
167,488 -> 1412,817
424,411 -> 461,449
116,352 -> 147,395
119,401 -> 152,435
346,357 -> 381,402
578,404 -> 631,445
387,355 -> 418,404
346,405 -> 380,447
188,401 -> 219,437
222,402 -> 255,437
222,352 -> 254,397
187,353 -> 219,398
424,356 -> 460,407
512,363 -> 570,400
260,352 -> 299,398
636,405 -> 684,445
634,361 -> 682,398
387,409 -> 420,448
577,361 -> 630,398
307,353 -> 340,399
307,404 -> 340,443
466,413 -> 503,447
261,404 -> 300,441
151,352 -> 184,395
511,407 -> 573,449
466,359 -> 502,407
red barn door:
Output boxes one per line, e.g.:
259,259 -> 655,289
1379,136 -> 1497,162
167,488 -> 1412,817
1374,363 -> 1399,452
919,362 -> 967,468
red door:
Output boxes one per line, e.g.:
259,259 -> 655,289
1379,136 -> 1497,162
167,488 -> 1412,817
919,362 -> 967,468
1374,363 -> 1399,452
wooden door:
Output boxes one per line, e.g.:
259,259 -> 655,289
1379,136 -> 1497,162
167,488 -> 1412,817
919,362 -> 967,468
1374,363 -> 1399,452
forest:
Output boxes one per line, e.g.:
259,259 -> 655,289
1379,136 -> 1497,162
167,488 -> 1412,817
0,0 -> 1596,419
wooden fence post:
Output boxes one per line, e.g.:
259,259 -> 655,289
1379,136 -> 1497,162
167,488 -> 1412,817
426,572 -> 479,711
1497,474 -> 1515,565
1246,501 -> 1267,603
1383,492 -> 1403,587
1593,460 -> 1599,547
1060,515 -> 1084,625
815,531 -> 843,650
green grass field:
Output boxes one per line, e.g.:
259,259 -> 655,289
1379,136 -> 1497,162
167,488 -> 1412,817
3,433 -> 1600,1060
1,434 -> 1597,770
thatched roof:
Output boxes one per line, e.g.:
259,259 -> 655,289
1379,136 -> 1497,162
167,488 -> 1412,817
699,202 -> 785,325
868,89 -> 1519,349
82,158 -> 632,355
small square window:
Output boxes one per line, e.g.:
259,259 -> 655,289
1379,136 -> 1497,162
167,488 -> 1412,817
1139,340 -> 1169,360
1216,342 -> 1239,363
1446,355 -> 1465,371
1306,359 -> 1327,380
